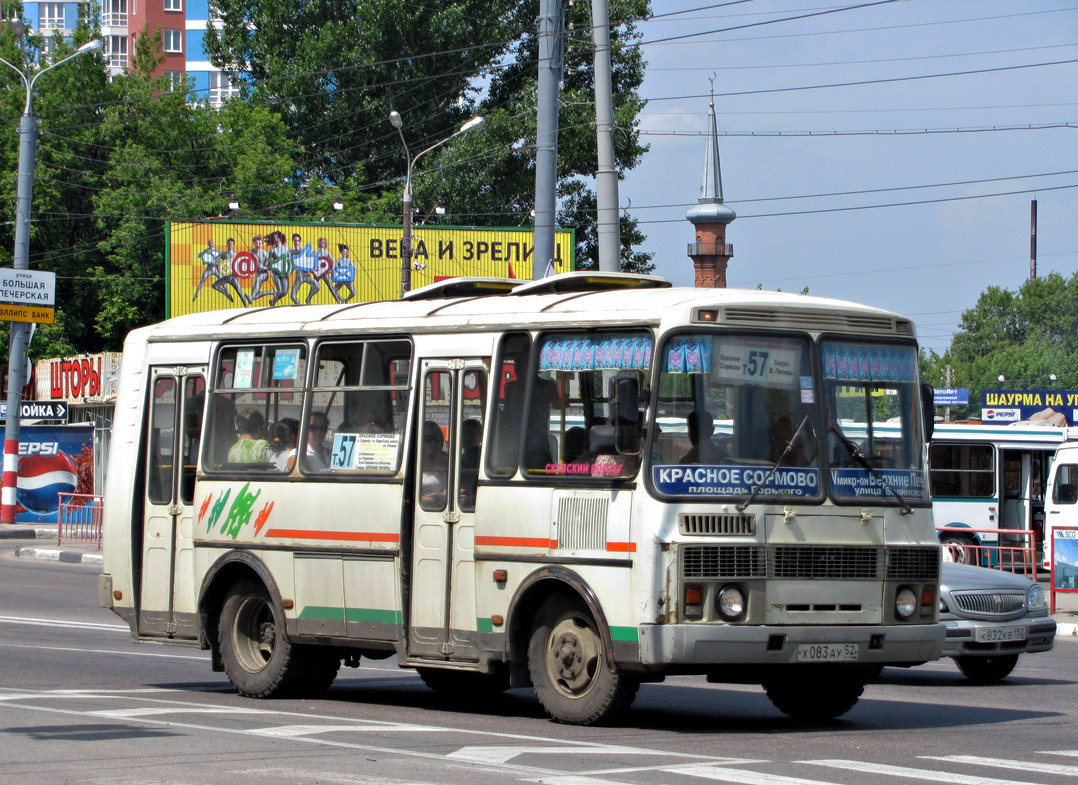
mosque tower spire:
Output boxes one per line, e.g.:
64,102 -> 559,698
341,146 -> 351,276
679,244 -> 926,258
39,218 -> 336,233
686,77 -> 736,287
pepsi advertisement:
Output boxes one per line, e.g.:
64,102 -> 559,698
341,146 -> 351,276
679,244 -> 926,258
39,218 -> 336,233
15,425 -> 94,523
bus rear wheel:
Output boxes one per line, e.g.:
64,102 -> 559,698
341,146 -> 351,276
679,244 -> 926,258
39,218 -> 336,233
763,666 -> 866,721
527,597 -> 638,725
940,532 -> 977,564
219,579 -> 308,698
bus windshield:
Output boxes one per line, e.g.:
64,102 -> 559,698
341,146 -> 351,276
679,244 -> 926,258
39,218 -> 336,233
648,334 -> 928,505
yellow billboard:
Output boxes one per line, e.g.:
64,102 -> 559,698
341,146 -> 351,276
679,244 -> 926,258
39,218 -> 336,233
167,220 -> 575,317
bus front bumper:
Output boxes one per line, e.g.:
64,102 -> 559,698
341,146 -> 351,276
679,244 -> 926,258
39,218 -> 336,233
637,622 -> 945,667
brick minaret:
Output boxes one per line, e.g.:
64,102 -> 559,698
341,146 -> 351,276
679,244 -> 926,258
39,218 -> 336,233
686,81 -> 735,287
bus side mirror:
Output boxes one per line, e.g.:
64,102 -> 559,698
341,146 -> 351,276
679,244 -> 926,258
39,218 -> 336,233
613,376 -> 640,426
920,382 -> 934,441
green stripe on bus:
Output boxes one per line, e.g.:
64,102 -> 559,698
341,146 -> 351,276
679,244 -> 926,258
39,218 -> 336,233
610,626 -> 638,642
477,617 -> 494,633
298,606 -> 402,624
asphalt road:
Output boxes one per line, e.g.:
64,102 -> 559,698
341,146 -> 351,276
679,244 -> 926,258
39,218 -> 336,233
2,550 -> 1077,785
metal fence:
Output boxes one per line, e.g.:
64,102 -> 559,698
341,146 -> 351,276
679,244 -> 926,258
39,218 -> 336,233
57,493 -> 103,549
937,525 -> 1037,581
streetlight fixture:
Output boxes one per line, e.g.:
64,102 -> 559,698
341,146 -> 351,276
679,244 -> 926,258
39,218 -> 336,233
0,27 -> 103,524
389,111 -> 485,296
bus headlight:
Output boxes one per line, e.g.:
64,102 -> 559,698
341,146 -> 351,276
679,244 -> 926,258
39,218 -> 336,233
895,587 -> 917,619
716,585 -> 746,621
1027,584 -> 1047,612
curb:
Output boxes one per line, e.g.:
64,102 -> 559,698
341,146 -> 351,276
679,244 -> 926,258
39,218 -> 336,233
1056,621 -> 1078,638
13,546 -> 102,566
0,527 -> 59,540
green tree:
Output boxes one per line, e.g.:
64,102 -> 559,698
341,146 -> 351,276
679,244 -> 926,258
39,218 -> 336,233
203,0 -> 654,274
922,272 -> 1078,421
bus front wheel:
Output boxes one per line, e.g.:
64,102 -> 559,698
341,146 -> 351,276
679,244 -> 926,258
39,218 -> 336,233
527,597 -> 638,725
763,666 -> 866,721
219,579 -> 309,698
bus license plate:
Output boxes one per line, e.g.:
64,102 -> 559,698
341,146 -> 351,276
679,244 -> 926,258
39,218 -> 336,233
796,643 -> 859,662
975,626 -> 1026,643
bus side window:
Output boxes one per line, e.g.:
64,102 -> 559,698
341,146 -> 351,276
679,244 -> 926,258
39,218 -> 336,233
487,333 -> 530,478
1054,465 -> 1078,505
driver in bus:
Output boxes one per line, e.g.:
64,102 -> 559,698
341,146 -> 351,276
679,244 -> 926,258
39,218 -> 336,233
679,411 -> 724,464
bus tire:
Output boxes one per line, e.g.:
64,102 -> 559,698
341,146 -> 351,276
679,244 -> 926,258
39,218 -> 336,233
418,667 -> 510,697
527,597 -> 639,725
299,648 -> 342,695
218,579 -> 304,698
940,532 -> 977,565
763,667 -> 865,721
955,654 -> 1019,683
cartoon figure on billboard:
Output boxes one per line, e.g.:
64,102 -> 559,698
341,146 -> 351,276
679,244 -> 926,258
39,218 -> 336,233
247,235 -> 273,303
192,239 -> 222,302
267,231 -> 294,306
290,234 -> 323,304
329,243 -> 356,303
213,237 -> 250,306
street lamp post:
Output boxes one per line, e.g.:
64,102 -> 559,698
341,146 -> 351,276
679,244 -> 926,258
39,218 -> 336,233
0,27 -> 102,524
388,111 -> 484,297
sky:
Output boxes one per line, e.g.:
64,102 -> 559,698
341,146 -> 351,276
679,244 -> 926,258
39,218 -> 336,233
617,0 -> 1078,363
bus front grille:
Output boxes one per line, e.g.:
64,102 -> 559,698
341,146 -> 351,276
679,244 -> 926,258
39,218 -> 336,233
682,545 -> 766,578
681,544 -> 939,581
887,546 -> 940,581
772,546 -> 879,579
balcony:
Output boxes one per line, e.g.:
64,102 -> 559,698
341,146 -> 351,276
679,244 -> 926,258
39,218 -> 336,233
687,241 -> 733,257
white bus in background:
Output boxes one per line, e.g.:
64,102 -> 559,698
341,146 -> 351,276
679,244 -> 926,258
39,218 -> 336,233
1042,439 -> 1078,577
99,272 -> 943,726
928,423 -> 1069,568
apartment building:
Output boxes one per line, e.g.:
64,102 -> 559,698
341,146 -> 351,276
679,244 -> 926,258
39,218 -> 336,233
10,0 -> 241,106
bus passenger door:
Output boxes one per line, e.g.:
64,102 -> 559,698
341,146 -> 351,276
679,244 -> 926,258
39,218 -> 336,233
138,367 -> 205,639
409,360 -> 487,661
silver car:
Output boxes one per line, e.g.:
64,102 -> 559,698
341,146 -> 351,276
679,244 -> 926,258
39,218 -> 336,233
940,562 -> 1056,682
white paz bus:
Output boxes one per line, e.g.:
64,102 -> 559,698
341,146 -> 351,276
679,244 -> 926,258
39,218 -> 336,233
100,272 -> 943,725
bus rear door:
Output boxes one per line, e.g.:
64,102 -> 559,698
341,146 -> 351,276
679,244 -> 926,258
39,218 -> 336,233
409,360 -> 487,661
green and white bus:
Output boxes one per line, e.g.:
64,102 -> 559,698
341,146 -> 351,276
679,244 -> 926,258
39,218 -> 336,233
100,272 -> 942,725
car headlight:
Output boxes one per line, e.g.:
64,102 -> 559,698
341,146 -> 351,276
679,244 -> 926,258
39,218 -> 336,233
895,587 -> 917,619
1027,583 -> 1047,612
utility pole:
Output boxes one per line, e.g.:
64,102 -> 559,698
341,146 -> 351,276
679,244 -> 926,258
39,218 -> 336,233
591,0 -> 620,272
944,364 -> 952,423
1030,199 -> 1037,281
533,0 -> 563,278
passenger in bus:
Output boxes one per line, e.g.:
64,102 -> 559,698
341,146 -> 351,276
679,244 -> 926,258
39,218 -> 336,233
271,418 -> 299,471
770,415 -> 813,466
420,421 -> 448,507
679,411 -> 724,465
304,411 -> 331,472
459,419 -> 482,508
228,410 -> 272,465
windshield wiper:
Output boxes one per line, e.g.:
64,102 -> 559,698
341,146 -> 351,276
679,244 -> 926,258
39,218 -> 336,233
736,414 -> 811,512
831,428 -> 913,515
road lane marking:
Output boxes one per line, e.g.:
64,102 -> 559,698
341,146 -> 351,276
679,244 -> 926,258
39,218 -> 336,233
922,755 -> 1078,777
0,641 -> 209,661
231,769 -> 441,785
252,724 -> 437,736
0,614 -> 128,631
806,758 -> 1045,784
1040,750 -> 1078,757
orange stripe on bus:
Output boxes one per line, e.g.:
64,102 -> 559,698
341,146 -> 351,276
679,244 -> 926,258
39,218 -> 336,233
263,529 -> 400,543
475,535 -> 556,549
606,541 -> 636,553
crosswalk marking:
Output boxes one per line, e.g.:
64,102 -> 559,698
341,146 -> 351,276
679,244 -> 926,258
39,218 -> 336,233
923,755 -> 1078,777
91,706 -> 271,718
252,724 -> 436,737
1040,750 -> 1078,758
806,759 -> 1044,785
448,746 -> 685,765
675,764 -> 846,785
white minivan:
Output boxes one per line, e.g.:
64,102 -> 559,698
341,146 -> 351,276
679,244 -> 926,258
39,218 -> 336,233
1043,440 -> 1078,582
